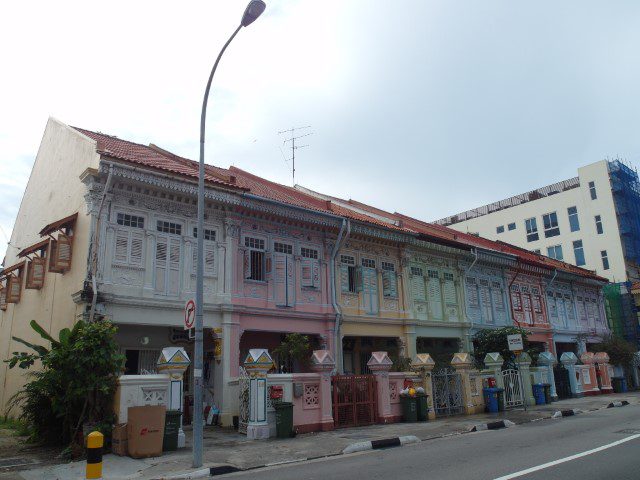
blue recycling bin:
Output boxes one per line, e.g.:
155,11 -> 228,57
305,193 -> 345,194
532,384 -> 546,405
620,377 -> 628,393
483,387 -> 500,413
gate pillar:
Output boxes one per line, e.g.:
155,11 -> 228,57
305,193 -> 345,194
411,353 -> 436,420
560,352 -> 581,398
537,352 -> 558,401
157,347 -> 190,448
516,352 -> 535,406
484,352 -> 505,389
594,352 -> 613,393
367,351 -> 394,424
580,352 -> 600,395
310,350 -> 336,431
451,353 -> 478,415
243,349 -> 274,440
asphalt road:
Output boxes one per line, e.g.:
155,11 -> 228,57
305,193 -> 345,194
223,404 -> 640,480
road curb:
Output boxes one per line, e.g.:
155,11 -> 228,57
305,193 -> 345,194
156,464 -> 242,479
470,419 -> 515,432
552,409 -> 582,418
607,400 -> 630,408
342,435 -> 421,454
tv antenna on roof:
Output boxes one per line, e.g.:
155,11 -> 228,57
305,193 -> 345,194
278,125 -> 312,186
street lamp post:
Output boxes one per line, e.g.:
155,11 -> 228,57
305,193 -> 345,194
194,0 -> 266,468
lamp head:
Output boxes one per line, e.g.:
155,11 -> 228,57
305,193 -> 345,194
241,0 -> 266,27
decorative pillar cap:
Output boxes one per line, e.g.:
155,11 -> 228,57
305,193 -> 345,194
367,351 -> 393,372
484,352 -> 504,366
560,351 -> 578,365
243,348 -> 274,371
451,352 -> 473,369
157,347 -> 190,373
537,351 -> 557,366
411,353 -> 435,372
310,349 -> 335,372
516,351 -> 532,366
593,352 -> 610,364
580,352 -> 596,364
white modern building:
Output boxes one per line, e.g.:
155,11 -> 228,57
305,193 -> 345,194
436,160 -> 640,283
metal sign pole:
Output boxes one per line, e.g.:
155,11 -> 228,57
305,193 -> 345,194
516,352 -> 527,411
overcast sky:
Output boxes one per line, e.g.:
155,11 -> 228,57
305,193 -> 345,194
2,1 -> 640,260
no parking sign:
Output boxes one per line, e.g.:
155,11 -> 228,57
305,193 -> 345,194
184,299 -> 196,330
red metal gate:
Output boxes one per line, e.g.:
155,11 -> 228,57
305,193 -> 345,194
331,375 -> 377,428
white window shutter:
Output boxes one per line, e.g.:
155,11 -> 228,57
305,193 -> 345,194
155,237 -> 167,293
411,272 -> 426,302
130,233 -> 144,266
115,231 -> 129,263
168,239 -> 181,296
428,277 -> 443,319
205,244 -> 215,275
286,256 -> 295,307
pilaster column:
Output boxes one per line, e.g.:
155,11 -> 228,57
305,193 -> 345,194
143,231 -> 155,295
103,225 -> 116,284
451,353 -> 475,415
516,352 -> 535,406
367,352 -> 393,424
560,352 -> 582,398
157,347 -> 191,448
537,351 -> 558,401
310,350 -> 336,431
243,349 -> 274,440
411,353 -> 436,420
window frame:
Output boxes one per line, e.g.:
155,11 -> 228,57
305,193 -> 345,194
601,250 -> 610,270
542,212 -> 560,238
507,223 -> 516,231
573,240 -> 586,266
589,181 -> 597,200
116,212 -> 145,229
496,225 -> 505,234
156,220 -> 182,236
525,217 -> 539,242
244,236 -> 267,282
546,244 -> 564,261
595,215 -> 603,235
567,206 -> 580,232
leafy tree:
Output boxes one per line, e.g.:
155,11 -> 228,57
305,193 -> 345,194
472,326 -> 532,368
5,320 -> 124,447
272,333 -> 311,373
592,333 -> 637,367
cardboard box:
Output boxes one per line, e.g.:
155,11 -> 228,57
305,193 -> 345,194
112,423 -> 128,456
127,405 -> 166,459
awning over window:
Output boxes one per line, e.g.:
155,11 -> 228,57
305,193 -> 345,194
18,239 -> 50,258
39,212 -> 78,236
1,261 -> 25,277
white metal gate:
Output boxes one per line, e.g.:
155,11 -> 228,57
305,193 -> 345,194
502,369 -> 523,408
238,367 -> 249,434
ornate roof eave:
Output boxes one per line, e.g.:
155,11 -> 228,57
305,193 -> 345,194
408,237 -> 472,258
476,248 -> 518,268
98,160 -> 343,229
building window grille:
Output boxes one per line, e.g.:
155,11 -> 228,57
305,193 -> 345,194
568,206 -> 580,232
245,237 -> 265,250
244,237 -> 266,281
601,250 -> 610,270
543,212 -> 560,238
274,242 -> 293,255
525,217 -> 539,242
573,240 -> 586,266
361,258 -> 376,269
301,247 -> 319,259
589,181 -> 597,200
193,227 -> 216,241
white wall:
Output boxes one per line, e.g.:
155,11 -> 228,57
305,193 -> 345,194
447,160 -> 627,281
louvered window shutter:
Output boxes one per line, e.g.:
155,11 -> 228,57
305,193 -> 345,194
301,258 -> 313,287
274,253 -> 287,306
168,239 -> 181,296
7,273 -> 22,303
115,231 -> 129,263
204,244 -> 216,275
0,286 -> 6,311
56,234 -> 73,271
155,237 -> 167,293
312,260 -> 321,289
26,258 -> 46,289
130,233 -> 144,266
427,276 -> 443,319
411,272 -> 426,302
355,266 -> 363,293
340,264 -> 350,293
49,239 -> 62,273
382,271 -> 397,298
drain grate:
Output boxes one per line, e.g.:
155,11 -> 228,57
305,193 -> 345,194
615,429 -> 640,434
0,457 -> 38,468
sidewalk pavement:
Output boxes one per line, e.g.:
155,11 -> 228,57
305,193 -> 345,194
11,392 -> 640,480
